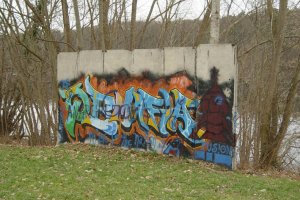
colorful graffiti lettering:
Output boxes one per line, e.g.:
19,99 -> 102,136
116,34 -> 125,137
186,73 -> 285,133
58,68 -> 235,168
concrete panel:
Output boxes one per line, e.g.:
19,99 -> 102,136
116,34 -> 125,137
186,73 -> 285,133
196,44 -> 235,83
103,50 -> 132,74
183,47 -> 196,75
196,46 -> 209,80
164,47 -> 196,75
131,49 -> 163,75
164,47 -> 185,74
57,52 -> 77,81
77,50 -> 103,75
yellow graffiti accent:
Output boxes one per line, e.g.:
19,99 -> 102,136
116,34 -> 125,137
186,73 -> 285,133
82,116 -> 91,125
173,90 -> 179,99
197,128 -> 206,138
133,92 -> 140,101
116,93 -> 123,103
70,83 -> 82,93
109,115 -> 119,122
165,109 -> 174,132
148,118 -> 158,132
186,98 -> 192,107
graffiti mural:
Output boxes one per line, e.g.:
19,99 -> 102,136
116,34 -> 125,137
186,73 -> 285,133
58,68 -> 235,168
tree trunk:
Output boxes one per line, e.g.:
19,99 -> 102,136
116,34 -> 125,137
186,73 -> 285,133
103,0 -> 111,49
99,0 -> 110,51
61,0 -> 72,51
194,1 -> 212,46
259,0 -> 288,168
99,0 -> 105,51
129,0 -> 137,50
72,0 -> 83,50
210,0 -> 220,44
87,0 -> 97,49
267,55 -> 300,166
137,0 -> 157,48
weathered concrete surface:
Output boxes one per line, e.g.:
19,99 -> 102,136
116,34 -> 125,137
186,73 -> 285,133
104,50 -> 132,74
57,52 -> 77,81
57,44 -> 236,83
183,47 -> 196,75
131,49 -> 164,75
77,50 -> 103,75
196,44 -> 235,83
164,47 -> 196,75
164,47 -> 186,74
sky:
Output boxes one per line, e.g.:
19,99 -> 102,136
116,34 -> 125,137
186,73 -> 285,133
2,0 -> 299,31
57,0 -> 298,31
134,0 -> 256,20
135,0 -> 204,20
134,0 -> 300,20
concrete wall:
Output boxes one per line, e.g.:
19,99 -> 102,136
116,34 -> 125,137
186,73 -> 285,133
57,44 -> 236,83
57,44 -> 237,169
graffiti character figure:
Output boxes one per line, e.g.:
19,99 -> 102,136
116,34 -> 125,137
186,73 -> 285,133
197,67 -> 235,146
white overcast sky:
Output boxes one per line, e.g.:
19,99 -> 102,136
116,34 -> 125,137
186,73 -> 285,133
134,0 -> 251,20
4,0 -> 298,30
48,0 -> 298,30
134,0 -> 300,20
59,0 -> 298,30
135,0 -> 205,20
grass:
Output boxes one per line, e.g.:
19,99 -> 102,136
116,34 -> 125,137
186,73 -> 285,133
0,144 -> 299,200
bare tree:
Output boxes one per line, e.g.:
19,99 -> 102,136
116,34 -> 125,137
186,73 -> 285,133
194,1 -> 212,46
99,0 -> 111,51
129,0 -> 137,50
61,0 -> 73,51
0,0 -> 59,145
259,0 -> 289,168
73,0 -> 83,50
86,0 -> 98,49
210,0 -> 220,43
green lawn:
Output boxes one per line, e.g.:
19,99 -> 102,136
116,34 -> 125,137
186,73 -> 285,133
0,144 -> 299,200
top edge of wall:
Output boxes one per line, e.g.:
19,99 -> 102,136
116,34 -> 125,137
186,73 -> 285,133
57,44 -> 236,82
57,44 -> 235,54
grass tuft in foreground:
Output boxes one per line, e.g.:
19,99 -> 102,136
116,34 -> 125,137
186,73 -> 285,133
0,144 -> 300,200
